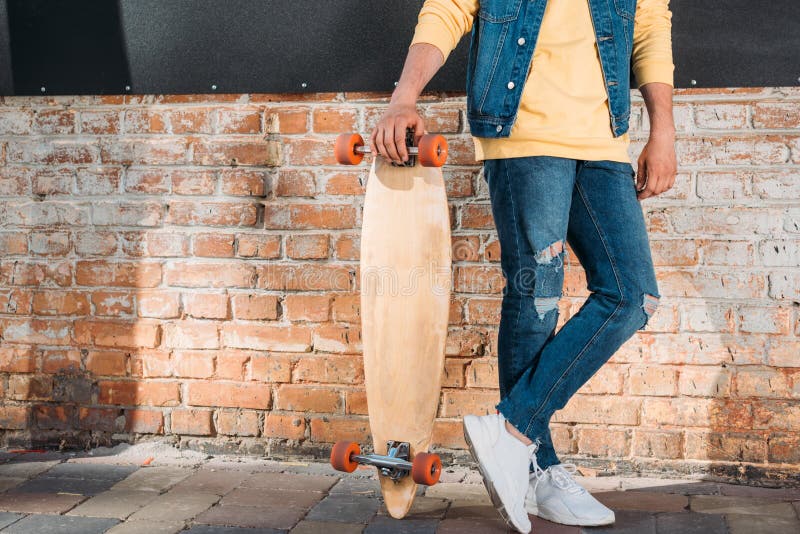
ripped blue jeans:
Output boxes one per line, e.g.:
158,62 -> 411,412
484,156 -> 661,470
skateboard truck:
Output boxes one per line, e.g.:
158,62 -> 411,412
334,129 -> 448,168
330,440 -> 442,486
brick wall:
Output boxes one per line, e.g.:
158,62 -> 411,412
0,88 -> 798,482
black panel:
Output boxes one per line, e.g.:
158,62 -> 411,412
1,0 -> 798,96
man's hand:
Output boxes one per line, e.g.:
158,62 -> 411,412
369,43 -> 444,165
635,130 -> 676,200
371,103 -> 426,165
637,81 -> 677,200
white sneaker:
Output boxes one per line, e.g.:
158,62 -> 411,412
463,413 -> 535,533
525,461 -> 615,526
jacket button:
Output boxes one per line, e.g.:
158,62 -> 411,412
517,37 -> 526,45
507,81 -> 515,90
496,125 -> 503,132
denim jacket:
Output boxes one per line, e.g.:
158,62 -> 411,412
466,0 -> 637,138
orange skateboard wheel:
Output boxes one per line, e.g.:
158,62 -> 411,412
417,134 -> 448,167
411,452 -> 442,485
330,440 -> 361,472
335,133 -> 365,165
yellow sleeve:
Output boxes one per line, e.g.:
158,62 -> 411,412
632,0 -> 675,88
409,0 -> 480,64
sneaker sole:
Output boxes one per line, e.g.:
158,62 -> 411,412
463,419 -> 530,534
526,501 -> 615,526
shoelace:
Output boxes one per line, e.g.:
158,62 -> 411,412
547,463 -> 588,495
528,447 -> 587,497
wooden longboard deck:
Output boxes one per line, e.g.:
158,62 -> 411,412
360,157 -> 452,519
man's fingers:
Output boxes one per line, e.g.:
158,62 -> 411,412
383,124 -> 402,163
395,122 -> 409,162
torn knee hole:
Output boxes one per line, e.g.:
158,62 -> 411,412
533,296 -> 560,320
640,293 -> 660,328
534,240 -> 566,266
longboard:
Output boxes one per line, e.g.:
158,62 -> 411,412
330,132 -> 452,519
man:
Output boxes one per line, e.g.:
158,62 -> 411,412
371,0 -> 676,532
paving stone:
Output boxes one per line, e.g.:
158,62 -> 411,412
792,500 -> 799,516
423,483 -> 490,503
530,516 -> 581,533
435,517 -> 508,533
45,463 -> 138,480
718,483 -> 800,500
290,520 -> 364,533
330,477 -> 380,497
574,476 -> 623,493
363,515 -> 438,533
437,469 -> 466,484
0,512 -> 25,529
111,466 -> 194,492
620,477 -> 714,492
195,503 -> 306,530
170,468 -> 250,495
690,495 -> 797,517
592,490 -> 688,512
444,502 -> 500,520
128,490 -> 220,521
185,525 -> 286,534
0,513 -> 119,534
0,460 -> 60,478
306,494 -> 380,524
240,472 -> 339,493
0,492 -> 86,513
725,513 -> 800,534
378,497 -> 449,520
10,475 -> 120,495
104,519 -> 187,534
579,510 -> 656,534
220,488 -> 324,509
66,489 -> 160,519
654,512 -> 727,534
0,477 -> 25,492
631,481 -> 721,496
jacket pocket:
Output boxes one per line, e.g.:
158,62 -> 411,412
613,0 -> 636,20
478,0 -> 524,23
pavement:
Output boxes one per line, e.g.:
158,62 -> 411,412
0,440 -> 798,533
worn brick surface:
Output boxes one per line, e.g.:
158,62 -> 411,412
0,514 -> 119,533
1,89 -> 799,480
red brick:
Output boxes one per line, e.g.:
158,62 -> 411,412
284,294 -> 330,322
86,350 -> 128,376
0,347 -> 36,373
184,293 -> 229,319
98,380 -> 180,406
193,138 -> 281,166
293,355 -> 363,384
173,351 -> 215,378
165,262 -> 255,288
286,234 -> 329,259
75,320 -> 160,348
164,320 -> 220,349
172,169 -> 216,195
309,415 -> 369,443
138,291 -> 181,318
76,261 -> 162,288
169,108 -> 213,134
216,410 -> 260,436
275,169 -> 316,197
263,412 -> 306,440
170,409 -> 214,435
92,290 -> 135,316
264,106 -> 309,134
231,294 -> 280,320
32,291 -> 90,316
166,201 -> 258,227
41,350 -> 81,374
236,234 -> 282,259
187,382 -> 271,409
312,107 -> 358,133
222,323 -> 311,352
216,109 -> 262,134
249,353 -> 293,383
219,169 -> 266,196
0,405 -> 29,430
130,350 -> 172,378
125,409 -> 164,433
263,203 -> 357,230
